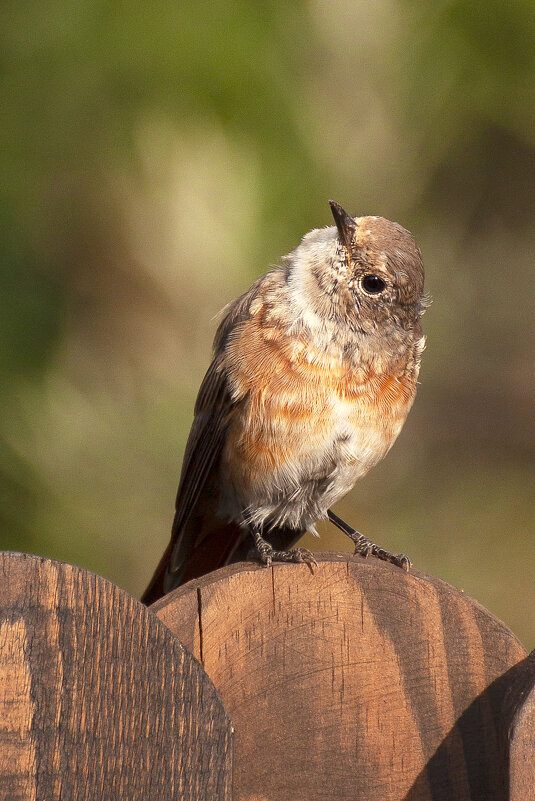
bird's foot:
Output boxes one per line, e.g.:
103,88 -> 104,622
327,509 -> 411,571
351,532 -> 411,571
252,530 -> 317,573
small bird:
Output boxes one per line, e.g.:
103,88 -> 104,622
142,201 -> 429,604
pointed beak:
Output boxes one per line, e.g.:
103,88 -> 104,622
329,200 -> 356,251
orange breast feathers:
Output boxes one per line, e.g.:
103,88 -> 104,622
221,303 -> 418,489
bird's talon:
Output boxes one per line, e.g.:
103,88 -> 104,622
354,542 -> 373,558
252,537 -> 318,572
396,554 -> 411,571
291,547 -> 318,570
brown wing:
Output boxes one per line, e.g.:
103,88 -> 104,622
140,358 -> 236,605
141,276 -> 272,604
167,359 -> 235,571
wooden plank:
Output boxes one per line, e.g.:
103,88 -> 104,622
501,649 -> 535,800
153,552 -> 527,801
0,551 -> 232,801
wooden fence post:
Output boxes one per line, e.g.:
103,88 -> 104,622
2,549 -> 534,800
152,552 -> 528,801
0,551 -> 232,801
501,649 -> 535,800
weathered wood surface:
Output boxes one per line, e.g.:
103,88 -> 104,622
501,648 -> 535,800
153,552 -> 528,801
0,551 -> 232,801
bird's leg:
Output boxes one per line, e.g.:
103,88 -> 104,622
327,509 -> 411,571
249,525 -> 318,572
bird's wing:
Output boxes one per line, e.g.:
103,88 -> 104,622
140,357 -> 235,604
167,358 -> 235,566
168,276 -> 268,568
141,270 -> 286,604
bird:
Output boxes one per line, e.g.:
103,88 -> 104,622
141,200 -> 429,605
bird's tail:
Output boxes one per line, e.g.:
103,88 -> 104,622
140,517 -> 246,605
141,516 -> 305,606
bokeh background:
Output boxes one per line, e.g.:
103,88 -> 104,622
2,1 -> 535,645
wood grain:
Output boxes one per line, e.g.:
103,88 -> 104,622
153,553 -> 527,801
0,551 -> 232,801
501,648 -> 535,800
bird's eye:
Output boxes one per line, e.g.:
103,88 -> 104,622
360,274 -> 386,295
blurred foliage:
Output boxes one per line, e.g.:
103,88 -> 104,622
1,1 -> 534,645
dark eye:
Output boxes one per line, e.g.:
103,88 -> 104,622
360,274 -> 386,295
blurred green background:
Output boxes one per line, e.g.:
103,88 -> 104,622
1,1 -> 534,645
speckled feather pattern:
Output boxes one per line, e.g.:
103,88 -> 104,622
215,216 -> 427,532
142,210 -> 428,600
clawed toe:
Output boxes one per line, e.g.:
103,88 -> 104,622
327,510 -> 411,573
256,545 -> 317,572
353,538 -> 373,559
256,546 -> 273,567
289,547 -> 318,572
250,527 -> 317,573
393,553 -> 411,571
354,539 -> 412,571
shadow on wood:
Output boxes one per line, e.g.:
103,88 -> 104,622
152,552 -> 527,801
501,648 -> 535,800
0,552 -> 232,801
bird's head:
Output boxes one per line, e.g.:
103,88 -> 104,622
286,201 -> 429,340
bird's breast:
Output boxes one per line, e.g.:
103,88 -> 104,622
222,312 -> 418,497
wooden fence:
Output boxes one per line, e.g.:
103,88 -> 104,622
1,549 -> 534,800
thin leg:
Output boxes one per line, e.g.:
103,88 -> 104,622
250,525 -> 318,572
327,509 -> 411,571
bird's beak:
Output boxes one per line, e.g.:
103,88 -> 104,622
329,200 -> 356,251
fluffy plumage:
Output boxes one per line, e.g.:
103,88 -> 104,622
142,204 -> 428,604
